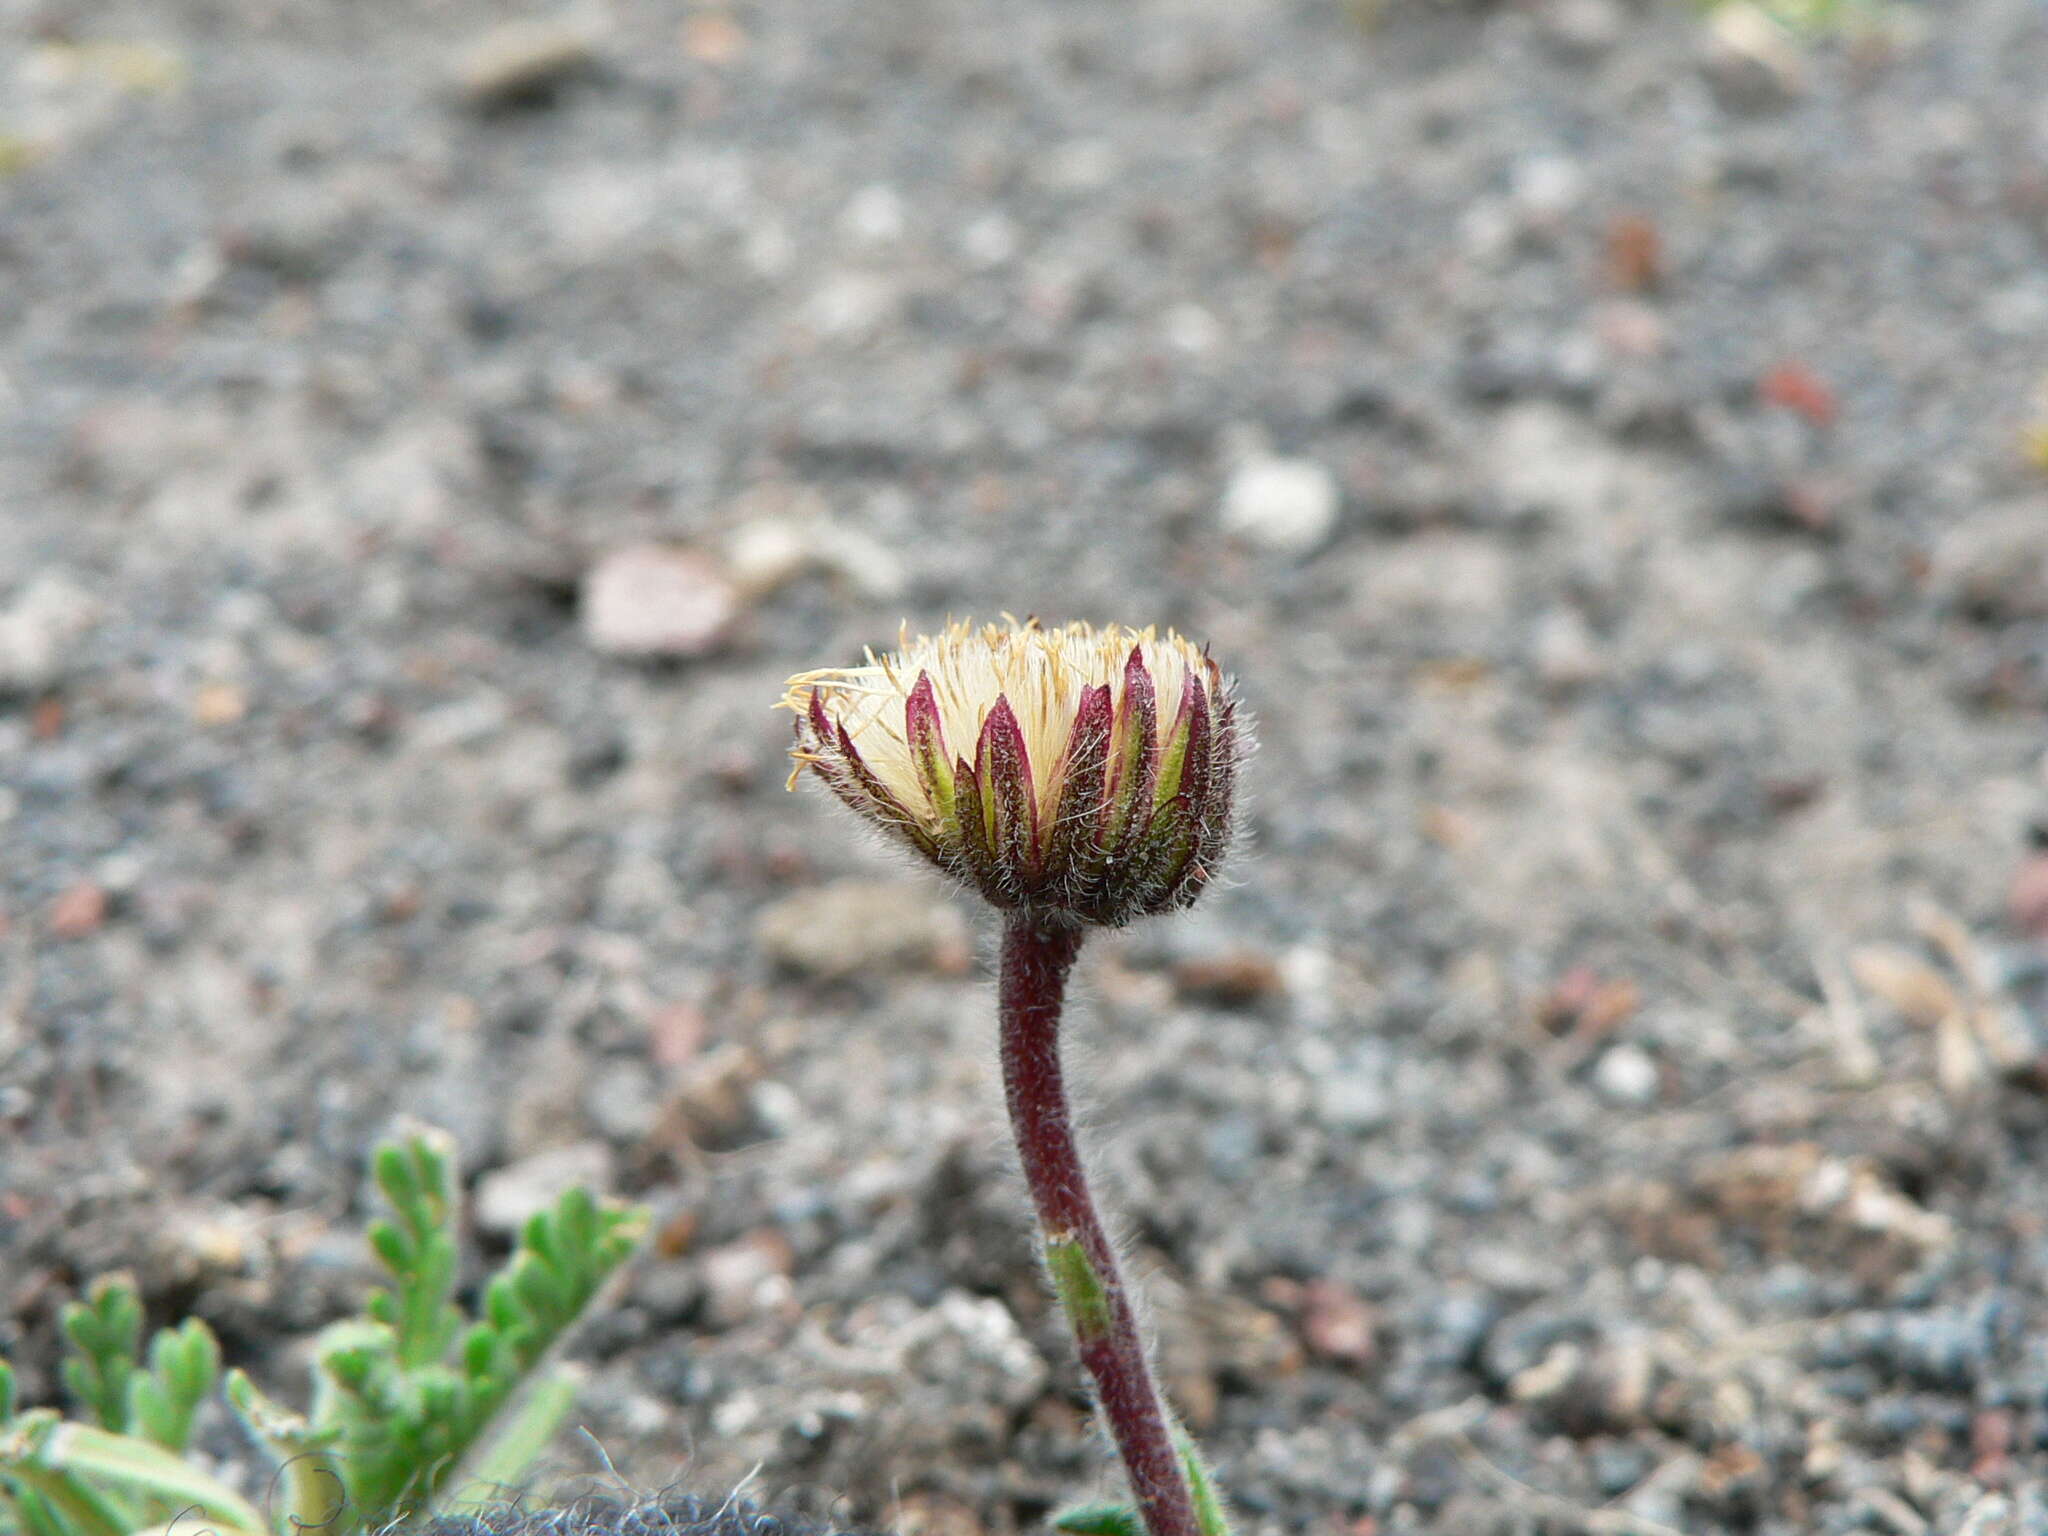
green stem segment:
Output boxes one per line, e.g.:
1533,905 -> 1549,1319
999,916 -> 1201,1536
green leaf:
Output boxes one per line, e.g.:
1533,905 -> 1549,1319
58,1279 -> 143,1434
459,1324 -> 498,1382
1,1479 -> 84,1536
1050,1502 -> 1143,1536
1049,1435 -> 1233,1536
369,1223 -> 413,1277
225,1369 -> 346,1534
128,1319 -> 220,1453
125,1522 -> 271,1536
1044,1238 -> 1112,1344
473,1190 -> 645,1385
0,1413 -> 263,1536
304,1321 -> 485,1532
5,1467 -> 129,1536
438,1371 -> 577,1513
1177,1433 -> 1234,1536
367,1131 -> 465,1371
483,1276 -> 519,1334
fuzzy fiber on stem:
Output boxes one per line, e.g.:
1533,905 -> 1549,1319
998,915 -> 1200,1536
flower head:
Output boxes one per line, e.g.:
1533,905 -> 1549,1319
781,617 -> 1240,925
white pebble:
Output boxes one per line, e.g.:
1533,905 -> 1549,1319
1221,455 -> 1340,555
1594,1044 -> 1660,1107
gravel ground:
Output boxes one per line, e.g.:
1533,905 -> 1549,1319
6,0 -> 2048,1532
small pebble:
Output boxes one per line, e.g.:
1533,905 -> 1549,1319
699,1229 -> 795,1329
453,20 -> 597,110
1314,1072 -> 1390,1134
1299,1279 -> 1377,1366
47,879 -> 109,940
1539,0 -> 1622,61
1699,3 -> 1805,113
0,572 -> 102,692
1221,455 -> 1340,554
754,880 -> 970,980
1932,501 -> 2048,621
584,1058 -> 662,1144
1531,607 -> 1605,689
1487,402 -> 1630,526
1594,1043 -> 1660,1106
1171,950 -> 1286,1007
581,544 -> 738,659
680,13 -> 748,65
2009,848 -> 2048,942
473,1141 -> 614,1236
726,517 -> 905,600
1512,155 -> 1585,222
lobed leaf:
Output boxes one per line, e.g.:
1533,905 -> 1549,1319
128,1318 -> 220,1453
58,1279 -> 143,1436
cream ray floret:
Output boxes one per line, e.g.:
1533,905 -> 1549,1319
783,618 -> 1194,818
781,616 -> 1239,925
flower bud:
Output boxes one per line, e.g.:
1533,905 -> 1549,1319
782,618 -> 1241,926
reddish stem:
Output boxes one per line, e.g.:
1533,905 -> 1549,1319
999,915 -> 1200,1536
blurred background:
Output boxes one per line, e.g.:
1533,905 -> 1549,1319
5,0 -> 2048,1531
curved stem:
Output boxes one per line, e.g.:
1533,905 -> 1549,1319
999,915 -> 1200,1536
